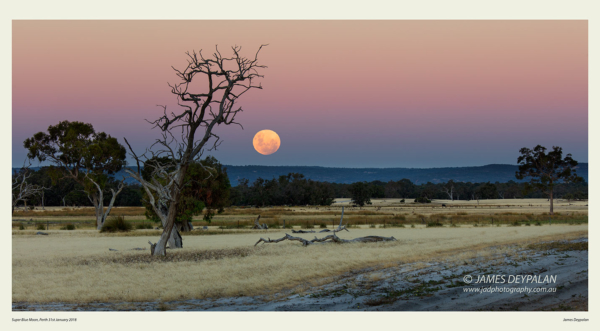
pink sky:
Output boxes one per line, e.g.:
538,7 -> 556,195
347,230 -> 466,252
12,20 -> 588,167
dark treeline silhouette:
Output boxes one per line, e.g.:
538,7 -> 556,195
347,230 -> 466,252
15,169 -> 587,209
228,174 -> 588,206
230,173 -> 335,206
15,166 -> 142,208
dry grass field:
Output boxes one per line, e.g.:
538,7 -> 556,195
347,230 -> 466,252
12,198 -> 588,229
12,198 -> 588,308
13,224 -> 587,304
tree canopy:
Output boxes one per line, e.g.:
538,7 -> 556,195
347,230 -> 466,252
23,120 -> 127,228
516,145 -> 583,214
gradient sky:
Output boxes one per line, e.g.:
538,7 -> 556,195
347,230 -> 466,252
12,20 -> 588,168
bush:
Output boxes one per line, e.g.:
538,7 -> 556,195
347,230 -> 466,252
101,216 -> 132,233
61,223 -> 76,230
535,221 -> 542,226
525,222 -> 531,226
19,223 -> 25,230
37,223 -> 46,230
319,223 -> 327,228
426,222 -> 443,228
410,224 -> 416,228
302,222 -> 315,229
512,221 -> 521,227
387,222 -> 405,228
414,197 -> 431,203
400,199 -> 405,203
135,222 -> 153,230
369,223 -> 376,228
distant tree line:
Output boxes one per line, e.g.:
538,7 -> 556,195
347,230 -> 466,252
15,170 -> 587,209
14,166 -> 143,208
230,173 -> 335,206
228,174 -> 588,207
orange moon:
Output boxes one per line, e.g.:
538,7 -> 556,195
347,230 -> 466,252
253,130 -> 281,155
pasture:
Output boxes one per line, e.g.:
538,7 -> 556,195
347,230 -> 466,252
12,198 -> 589,310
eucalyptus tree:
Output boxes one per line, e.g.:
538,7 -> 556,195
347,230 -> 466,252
12,162 -> 46,214
125,45 -> 267,256
24,121 -> 127,229
516,145 -> 583,215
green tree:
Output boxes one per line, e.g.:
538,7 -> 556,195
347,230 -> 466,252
349,182 -> 371,207
24,121 -> 127,229
516,145 -> 583,215
475,182 -> 498,200
143,157 -> 231,236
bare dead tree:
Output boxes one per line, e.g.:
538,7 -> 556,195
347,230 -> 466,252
125,45 -> 267,256
442,181 -> 454,201
12,163 -> 46,215
84,173 -> 126,229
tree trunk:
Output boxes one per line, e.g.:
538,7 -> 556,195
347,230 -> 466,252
92,195 -> 104,230
168,227 -> 183,249
152,167 -> 187,256
179,221 -> 194,232
549,189 -> 554,215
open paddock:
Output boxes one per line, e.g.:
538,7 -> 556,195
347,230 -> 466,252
12,224 -> 587,304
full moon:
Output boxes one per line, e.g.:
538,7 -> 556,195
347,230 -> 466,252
253,130 -> 281,155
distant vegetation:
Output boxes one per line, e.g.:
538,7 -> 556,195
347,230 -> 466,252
14,168 -> 588,210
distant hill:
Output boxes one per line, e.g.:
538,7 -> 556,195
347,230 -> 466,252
224,163 -> 588,186
20,163 -> 588,186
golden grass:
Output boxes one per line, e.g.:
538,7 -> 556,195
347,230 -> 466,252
13,207 -> 146,217
12,224 -> 587,303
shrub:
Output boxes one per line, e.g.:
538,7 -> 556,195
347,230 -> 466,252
388,222 -> 405,228
414,197 -> 431,203
535,221 -> 542,226
319,223 -> 327,228
36,223 -> 46,230
512,221 -> 521,227
19,223 -> 25,230
525,222 -> 531,226
410,224 -> 416,228
369,223 -> 376,228
426,222 -> 443,228
400,199 -> 405,203
136,222 -> 154,230
302,222 -> 315,229
100,216 -> 132,233
61,223 -> 76,230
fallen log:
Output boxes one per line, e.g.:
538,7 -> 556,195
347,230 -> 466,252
292,229 -> 315,233
254,233 -> 396,247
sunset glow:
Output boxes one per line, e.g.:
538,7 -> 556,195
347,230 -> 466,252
12,20 -> 588,167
